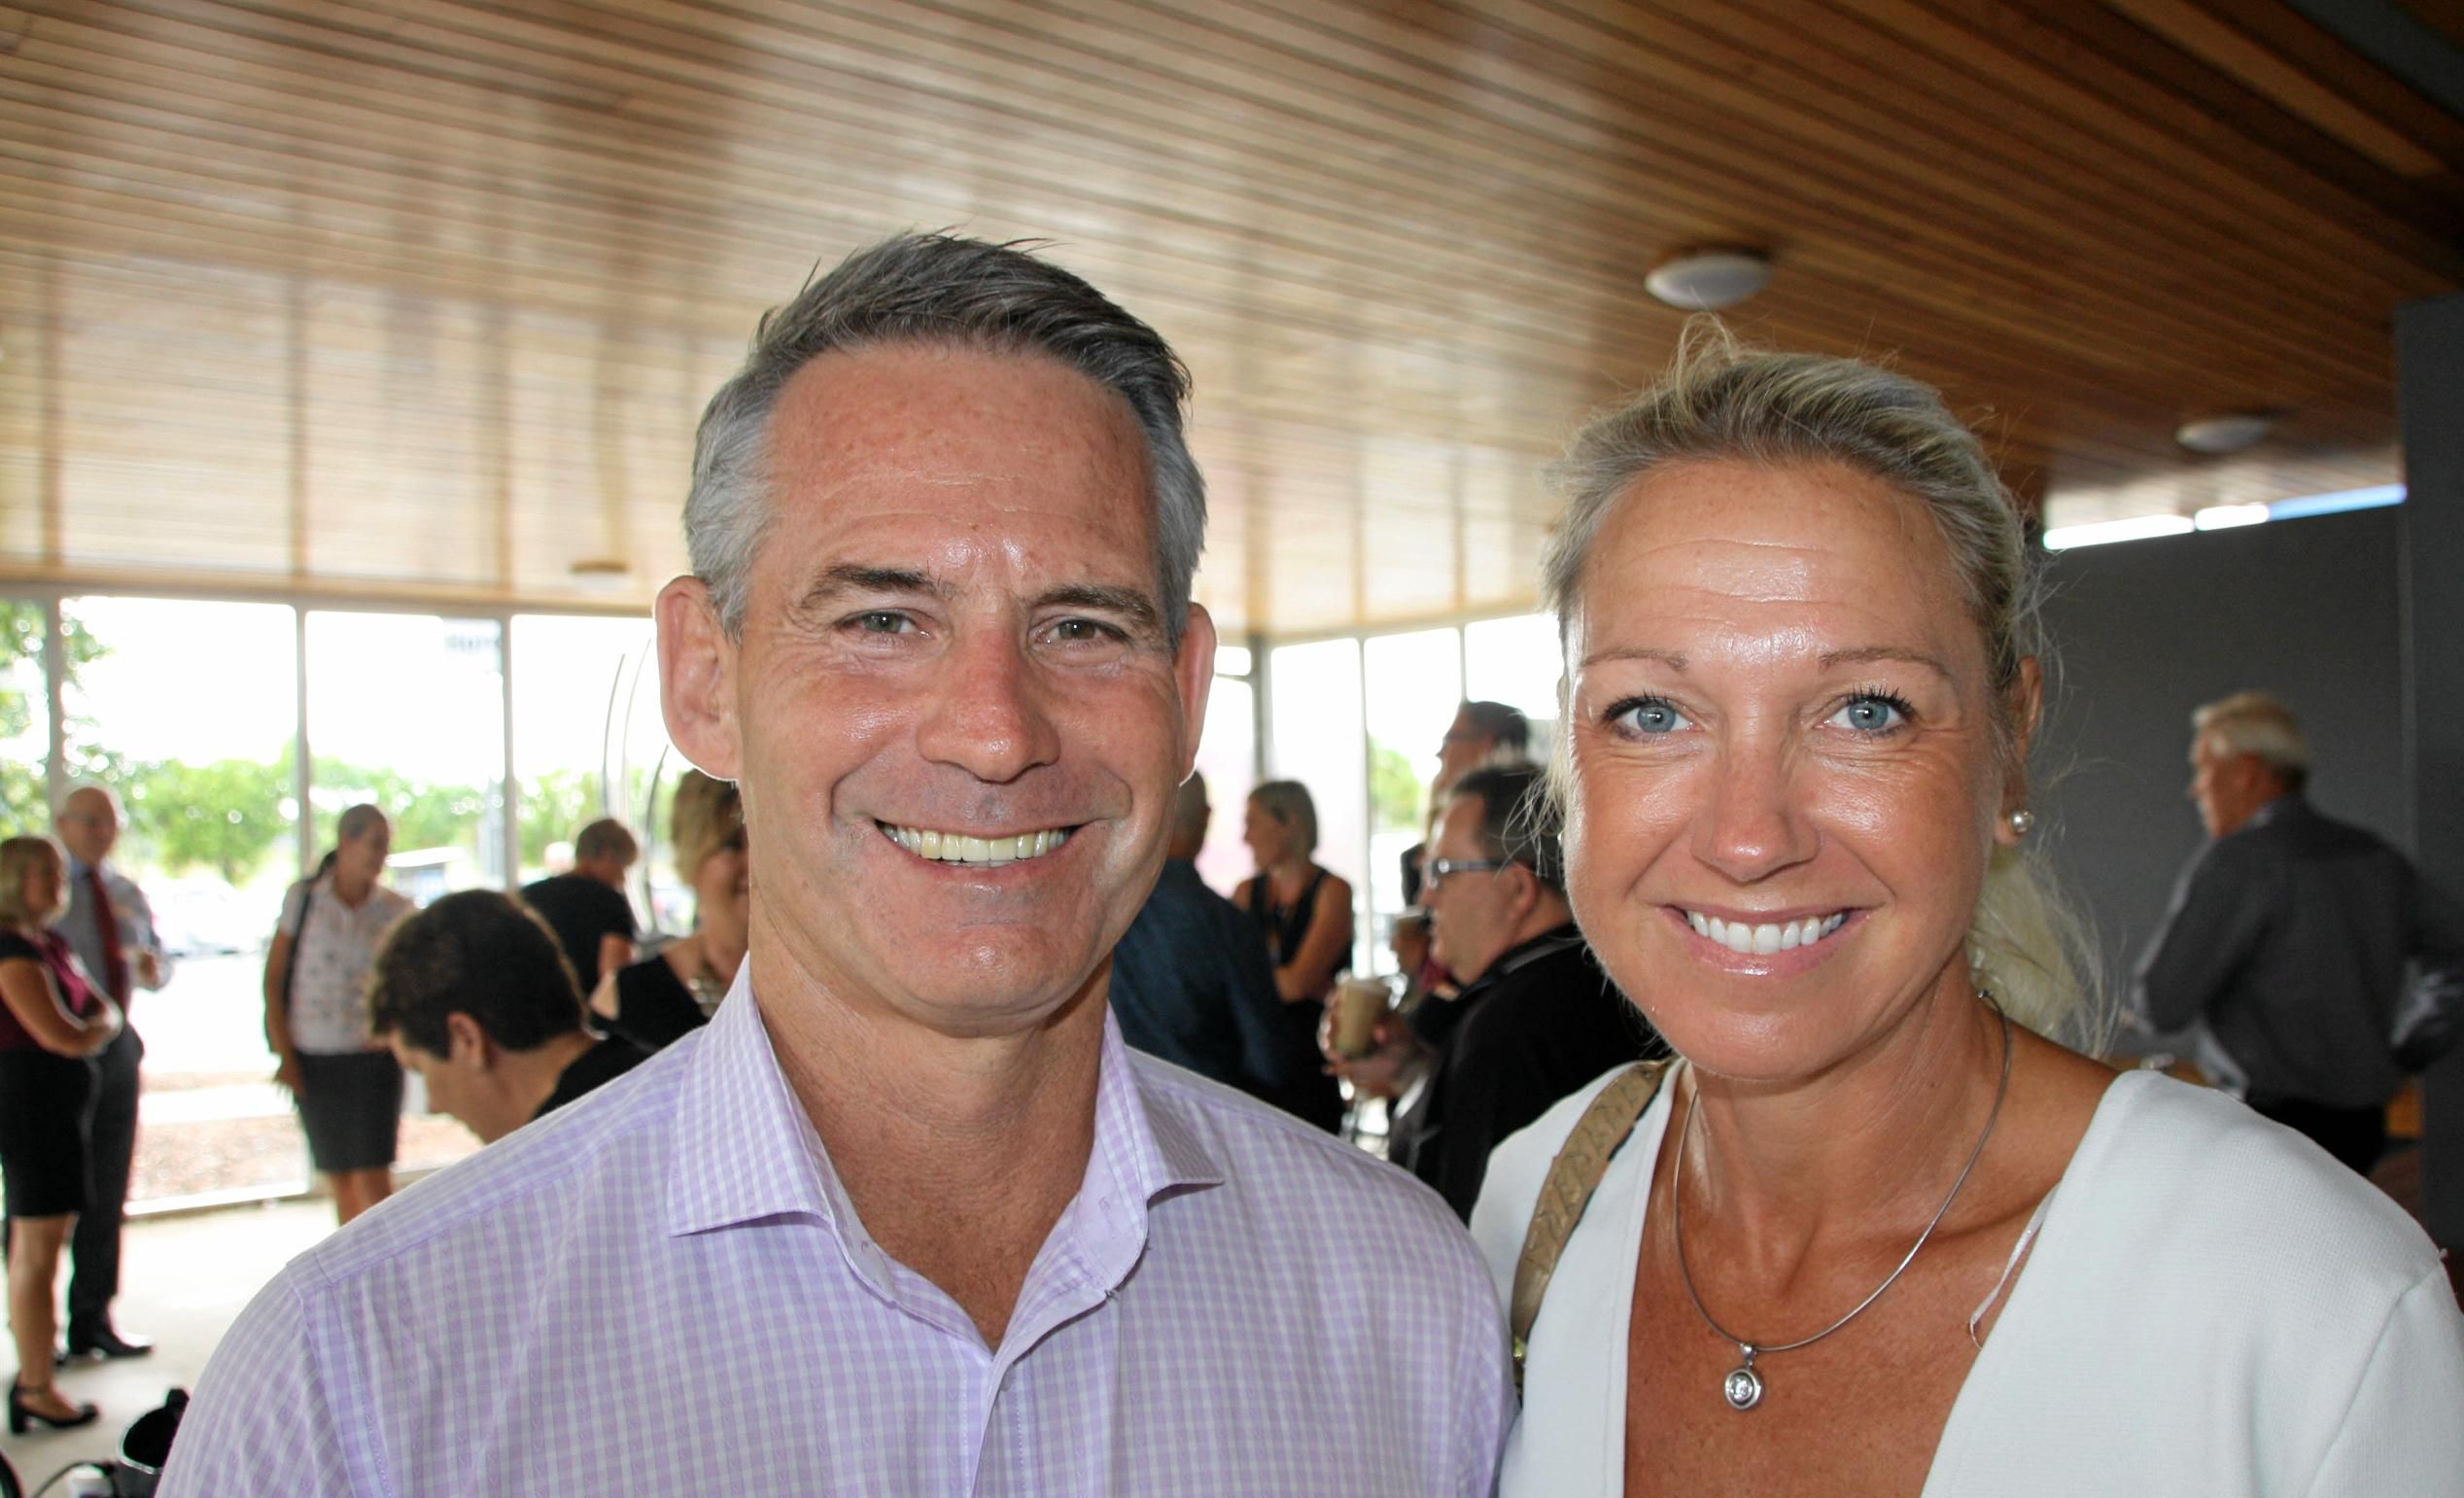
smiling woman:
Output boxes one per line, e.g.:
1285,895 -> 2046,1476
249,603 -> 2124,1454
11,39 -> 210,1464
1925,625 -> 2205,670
1472,328 -> 2464,1497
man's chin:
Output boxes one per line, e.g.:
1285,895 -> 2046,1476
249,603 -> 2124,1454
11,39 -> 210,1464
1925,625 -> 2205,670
872,951 -> 1110,1040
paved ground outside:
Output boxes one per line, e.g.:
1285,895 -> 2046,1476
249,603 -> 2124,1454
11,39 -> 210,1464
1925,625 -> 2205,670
132,950 -> 478,1205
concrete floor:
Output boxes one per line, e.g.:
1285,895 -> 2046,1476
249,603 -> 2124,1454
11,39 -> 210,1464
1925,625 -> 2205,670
0,1199 -> 332,1485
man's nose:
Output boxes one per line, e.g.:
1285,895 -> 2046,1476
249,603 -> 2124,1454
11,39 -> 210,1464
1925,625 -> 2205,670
914,629 -> 1064,784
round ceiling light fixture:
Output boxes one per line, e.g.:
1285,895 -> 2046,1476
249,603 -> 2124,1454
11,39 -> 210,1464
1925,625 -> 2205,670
1646,248 -> 1772,311
2174,412 -> 2276,455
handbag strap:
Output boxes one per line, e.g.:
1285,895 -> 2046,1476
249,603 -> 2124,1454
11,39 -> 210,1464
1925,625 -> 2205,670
1510,1059 -> 1673,1392
280,879 -> 317,1017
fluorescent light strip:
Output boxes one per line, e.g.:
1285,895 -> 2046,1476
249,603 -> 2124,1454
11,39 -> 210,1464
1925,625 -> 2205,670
2268,484 -> 2406,521
2041,514 -> 2195,550
2193,504 -> 2271,531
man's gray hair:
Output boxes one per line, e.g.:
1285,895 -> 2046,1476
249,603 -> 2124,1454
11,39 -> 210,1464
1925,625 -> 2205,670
2194,691 -> 2310,792
1457,700 -> 1531,758
685,232 -> 1207,645
54,782 -> 121,818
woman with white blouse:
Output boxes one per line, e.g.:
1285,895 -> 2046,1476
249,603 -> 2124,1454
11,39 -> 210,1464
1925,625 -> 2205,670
1473,331 -> 2464,1496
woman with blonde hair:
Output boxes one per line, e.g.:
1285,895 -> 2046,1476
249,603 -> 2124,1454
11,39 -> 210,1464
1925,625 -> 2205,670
0,835 -> 122,1433
1474,331 -> 2464,1494
591,771 -> 747,1051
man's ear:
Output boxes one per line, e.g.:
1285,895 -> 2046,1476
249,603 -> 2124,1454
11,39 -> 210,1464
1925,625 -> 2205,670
1504,860 -> 1545,925
443,1012 -> 494,1069
657,575 -> 742,779
1172,602 -> 1218,783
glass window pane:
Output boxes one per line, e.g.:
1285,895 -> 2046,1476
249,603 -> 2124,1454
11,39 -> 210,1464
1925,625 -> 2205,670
54,597 -> 306,1206
1466,613 -> 1563,761
306,612 -> 506,899
1363,628 -> 1462,941
1192,675 -> 1256,894
1266,638 -> 1367,963
510,613 -> 657,884
0,601 -> 52,834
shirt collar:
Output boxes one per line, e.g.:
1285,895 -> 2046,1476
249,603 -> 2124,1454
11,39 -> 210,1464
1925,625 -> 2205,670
665,968 -> 1225,1285
1460,921 -> 1585,997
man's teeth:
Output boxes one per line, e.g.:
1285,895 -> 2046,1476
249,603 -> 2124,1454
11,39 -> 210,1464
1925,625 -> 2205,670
882,824 -> 1072,865
1683,910 -> 1849,956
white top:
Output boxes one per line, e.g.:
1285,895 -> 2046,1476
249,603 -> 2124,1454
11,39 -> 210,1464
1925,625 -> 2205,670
1472,1066 -> 2464,1497
278,874 -> 411,1054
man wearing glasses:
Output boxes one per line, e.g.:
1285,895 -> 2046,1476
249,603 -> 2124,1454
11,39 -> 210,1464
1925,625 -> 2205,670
1347,764 -> 1660,1221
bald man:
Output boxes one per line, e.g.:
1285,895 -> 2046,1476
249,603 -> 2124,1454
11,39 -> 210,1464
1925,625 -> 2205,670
52,784 -> 168,1360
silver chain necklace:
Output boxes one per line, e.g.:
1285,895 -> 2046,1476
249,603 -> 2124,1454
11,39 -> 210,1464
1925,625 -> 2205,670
1671,997 -> 2013,1412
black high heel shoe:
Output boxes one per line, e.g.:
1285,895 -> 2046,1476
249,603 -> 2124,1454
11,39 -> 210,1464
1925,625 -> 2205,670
9,1380 -> 99,1434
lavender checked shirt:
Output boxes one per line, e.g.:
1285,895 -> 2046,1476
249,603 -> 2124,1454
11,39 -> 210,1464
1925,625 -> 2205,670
163,971 -> 1513,1495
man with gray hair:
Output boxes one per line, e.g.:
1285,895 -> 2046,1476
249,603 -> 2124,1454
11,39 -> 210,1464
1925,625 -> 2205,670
167,234 -> 1510,1494
50,784 -> 166,1362
2136,690 -> 2464,1174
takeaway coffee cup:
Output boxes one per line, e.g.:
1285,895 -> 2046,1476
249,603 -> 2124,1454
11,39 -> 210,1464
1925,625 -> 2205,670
1331,975 -> 1395,1059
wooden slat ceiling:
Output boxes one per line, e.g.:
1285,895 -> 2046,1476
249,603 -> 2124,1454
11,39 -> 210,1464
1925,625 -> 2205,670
0,0 -> 2456,635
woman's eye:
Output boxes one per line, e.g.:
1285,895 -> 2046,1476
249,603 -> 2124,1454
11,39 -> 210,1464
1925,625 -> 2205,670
1612,697 -> 1689,735
1830,695 -> 1909,733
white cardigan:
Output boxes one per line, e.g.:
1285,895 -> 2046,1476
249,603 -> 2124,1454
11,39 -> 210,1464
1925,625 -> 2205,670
1471,1067 -> 2464,1496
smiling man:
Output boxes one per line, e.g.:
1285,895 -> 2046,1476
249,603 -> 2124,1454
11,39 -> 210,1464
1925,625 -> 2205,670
165,234 -> 1510,1496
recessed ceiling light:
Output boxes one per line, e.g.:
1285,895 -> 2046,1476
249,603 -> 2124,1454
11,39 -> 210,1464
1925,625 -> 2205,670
2174,412 -> 2275,455
1646,249 -> 1772,311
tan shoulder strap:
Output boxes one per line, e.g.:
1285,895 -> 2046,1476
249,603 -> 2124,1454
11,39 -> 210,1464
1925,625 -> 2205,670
1509,1060 -> 1673,1392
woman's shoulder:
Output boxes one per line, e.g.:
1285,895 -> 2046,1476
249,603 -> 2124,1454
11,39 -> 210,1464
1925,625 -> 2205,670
0,927 -> 41,963
1469,1062 -> 1669,1303
2060,1071 -> 2442,1295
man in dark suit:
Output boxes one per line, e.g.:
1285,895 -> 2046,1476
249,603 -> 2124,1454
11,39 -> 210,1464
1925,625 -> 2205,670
1344,764 -> 1660,1219
1109,774 -> 1337,1128
2135,691 -> 2464,1174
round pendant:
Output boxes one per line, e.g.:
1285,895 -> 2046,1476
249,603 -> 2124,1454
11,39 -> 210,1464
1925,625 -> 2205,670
1722,1364 -> 1764,1411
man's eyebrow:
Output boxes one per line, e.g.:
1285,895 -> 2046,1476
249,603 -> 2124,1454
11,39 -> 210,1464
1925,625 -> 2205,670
1819,644 -> 1957,679
797,564 -> 945,610
1034,583 -> 1163,631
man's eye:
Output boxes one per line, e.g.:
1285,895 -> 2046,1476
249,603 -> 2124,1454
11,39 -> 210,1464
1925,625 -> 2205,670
1048,618 -> 1122,644
1610,697 -> 1689,735
854,611 -> 914,636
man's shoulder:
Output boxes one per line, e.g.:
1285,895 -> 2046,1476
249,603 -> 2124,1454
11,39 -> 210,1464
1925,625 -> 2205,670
285,1040 -> 690,1294
1462,936 -> 1620,1029
1129,1052 -> 1471,1241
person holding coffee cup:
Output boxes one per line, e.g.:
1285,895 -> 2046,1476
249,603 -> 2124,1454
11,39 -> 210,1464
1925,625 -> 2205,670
1334,764 -> 1661,1220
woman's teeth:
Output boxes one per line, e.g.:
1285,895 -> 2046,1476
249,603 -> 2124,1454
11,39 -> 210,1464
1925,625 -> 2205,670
1683,910 -> 1849,956
881,824 -> 1072,865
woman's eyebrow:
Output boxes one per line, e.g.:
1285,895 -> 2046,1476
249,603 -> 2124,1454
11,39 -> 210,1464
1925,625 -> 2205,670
1819,644 -> 1955,680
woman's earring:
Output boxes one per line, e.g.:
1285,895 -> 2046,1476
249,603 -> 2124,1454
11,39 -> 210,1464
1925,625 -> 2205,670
2007,809 -> 2036,838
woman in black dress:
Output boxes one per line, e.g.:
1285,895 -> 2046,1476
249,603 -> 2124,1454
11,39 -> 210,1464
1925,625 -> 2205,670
0,836 -> 124,1434
1233,781 -> 1356,1003
1232,783 -> 1354,1131
590,772 -> 747,1052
